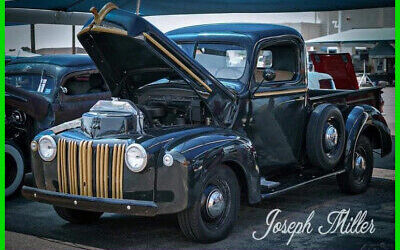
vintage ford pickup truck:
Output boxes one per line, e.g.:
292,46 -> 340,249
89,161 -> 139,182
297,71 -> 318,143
22,3 -> 391,242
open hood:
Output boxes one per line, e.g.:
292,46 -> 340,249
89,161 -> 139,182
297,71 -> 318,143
310,53 -> 359,90
77,3 -> 237,126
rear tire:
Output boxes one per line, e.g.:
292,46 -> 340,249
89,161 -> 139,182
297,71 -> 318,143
306,104 -> 345,171
5,141 -> 25,198
337,135 -> 373,194
54,206 -> 103,224
177,165 -> 240,243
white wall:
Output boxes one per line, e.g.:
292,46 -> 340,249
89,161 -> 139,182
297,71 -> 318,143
5,24 -> 83,52
317,7 -> 394,35
5,25 -> 30,52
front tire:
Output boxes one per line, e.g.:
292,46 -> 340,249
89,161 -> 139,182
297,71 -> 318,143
5,141 -> 25,198
177,165 -> 240,243
54,206 -> 103,224
337,135 -> 373,194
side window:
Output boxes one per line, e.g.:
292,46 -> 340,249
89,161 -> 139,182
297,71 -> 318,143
63,73 -> 108,96
254,41 -> 299,83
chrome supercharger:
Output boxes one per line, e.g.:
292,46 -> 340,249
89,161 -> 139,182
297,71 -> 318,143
81,99 -> 144,139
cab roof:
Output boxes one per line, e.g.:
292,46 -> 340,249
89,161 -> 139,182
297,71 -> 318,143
166,23 -> 303,44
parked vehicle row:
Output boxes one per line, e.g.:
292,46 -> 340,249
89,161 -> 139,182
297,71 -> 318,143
5,55 -> 111,197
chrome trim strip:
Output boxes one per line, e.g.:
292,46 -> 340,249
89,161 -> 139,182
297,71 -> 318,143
147,138 -> 174,149
346,97 -> 375,104
181,139 -> 236,154
254,88 -> 307,97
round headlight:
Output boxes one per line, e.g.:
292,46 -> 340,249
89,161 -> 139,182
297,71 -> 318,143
38,135 -> 57,161
125,144 -> 147,172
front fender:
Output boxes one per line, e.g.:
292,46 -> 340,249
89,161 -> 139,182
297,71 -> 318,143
359,105 -> 392,157
159,130 -> 260,210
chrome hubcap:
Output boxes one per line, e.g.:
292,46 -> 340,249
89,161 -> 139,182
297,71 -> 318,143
354,153 -> 366,172
206,188 -> 225,218
353,152 -> 367,179
325,125 -> 338,150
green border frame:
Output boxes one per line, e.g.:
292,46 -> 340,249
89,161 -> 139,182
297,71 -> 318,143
0,2 -> 397,250
1,0 -> 5,249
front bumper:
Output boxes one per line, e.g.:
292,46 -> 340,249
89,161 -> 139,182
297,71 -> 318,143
22,186 -> 158,216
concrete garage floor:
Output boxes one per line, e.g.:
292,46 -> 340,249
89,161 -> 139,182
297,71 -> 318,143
5,88 -> 395,250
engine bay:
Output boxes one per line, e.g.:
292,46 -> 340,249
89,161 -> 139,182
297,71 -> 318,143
134,82 -> 212,128
80,81 -> 213,138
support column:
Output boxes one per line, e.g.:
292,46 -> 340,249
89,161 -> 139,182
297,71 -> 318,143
136,0 -> 141,15
72,25 -> 76,54
30,24 -> 36,53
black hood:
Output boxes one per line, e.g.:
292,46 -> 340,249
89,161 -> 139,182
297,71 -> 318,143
77,3 -> 237,127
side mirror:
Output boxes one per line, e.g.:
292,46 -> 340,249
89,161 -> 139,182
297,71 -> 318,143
263,68 -> 276,82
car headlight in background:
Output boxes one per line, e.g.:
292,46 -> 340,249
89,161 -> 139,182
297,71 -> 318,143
30,141 -> 38,152
38,135 -> 57,161
125,143 -> 147,172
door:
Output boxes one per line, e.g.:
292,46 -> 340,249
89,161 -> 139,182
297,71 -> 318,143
54,71 -> 111,125
246,38 -> 308,175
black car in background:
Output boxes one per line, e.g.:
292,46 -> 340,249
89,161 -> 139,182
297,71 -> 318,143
5,55 -> 111,197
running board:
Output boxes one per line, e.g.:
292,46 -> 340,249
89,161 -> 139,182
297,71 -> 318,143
261,169 -> 346,199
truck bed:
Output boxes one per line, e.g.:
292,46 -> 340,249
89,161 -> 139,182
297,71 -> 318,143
308,87 -> 383,111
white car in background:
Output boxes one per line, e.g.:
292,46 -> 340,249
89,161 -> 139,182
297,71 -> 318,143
308,72 -> 336,90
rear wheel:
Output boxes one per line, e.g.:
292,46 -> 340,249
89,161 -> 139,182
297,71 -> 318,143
337,135 -> 373,194
177,166 -> 240,243
54,206 -> 103,224
5,141 -> 25,198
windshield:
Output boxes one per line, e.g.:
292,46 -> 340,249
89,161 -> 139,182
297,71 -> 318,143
195,44 -> 247,80
178,43 -> 247,81
5,73 -> 56,96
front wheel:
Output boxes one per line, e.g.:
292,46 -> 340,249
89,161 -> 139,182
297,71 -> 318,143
177,165 -> 240,243
54,206 -> 103,224
337,135 -> 373,194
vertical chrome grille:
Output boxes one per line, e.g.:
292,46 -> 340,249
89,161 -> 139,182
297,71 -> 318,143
57,139 -> 125,199
68,141 -> 78,195
111,144 -> 125,199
